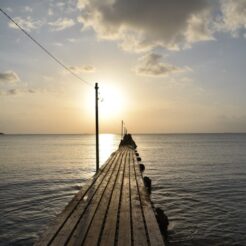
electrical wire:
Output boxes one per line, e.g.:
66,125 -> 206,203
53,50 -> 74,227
0,8 -> 93,87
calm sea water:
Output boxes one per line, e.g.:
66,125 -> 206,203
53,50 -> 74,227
0,134 -> 246,245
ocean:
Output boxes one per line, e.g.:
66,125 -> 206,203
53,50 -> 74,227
0,134 -> 245,245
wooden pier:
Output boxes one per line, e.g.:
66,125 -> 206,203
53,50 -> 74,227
35,135 -> 165,246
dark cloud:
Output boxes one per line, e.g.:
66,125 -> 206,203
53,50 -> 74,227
135,53 -> 189,77
1,88 -> 36,96
28,89 -> 35,93
0,70 -> 36,96
77,0 -> 214,52
0,71 -> 19,83
7,89 -> 18,95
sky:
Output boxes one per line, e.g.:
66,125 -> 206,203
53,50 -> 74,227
1,0 -> 246,134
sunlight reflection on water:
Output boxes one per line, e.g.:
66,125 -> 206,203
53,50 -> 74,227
0,134 -> 120,245
99,133 -> 119,167
0,134 -> 246,245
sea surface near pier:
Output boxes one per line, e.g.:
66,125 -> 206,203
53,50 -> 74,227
0,134 -> 246,245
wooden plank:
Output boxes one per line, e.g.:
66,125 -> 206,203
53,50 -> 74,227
99,148 -> 126,246
117,151 -> 132,246
66,149 -> 126,246
36,143 -> 164,246
133,153 -> 165,246
34,151 -> 118,246
83,149 -> 126,246
129,150 -> 149,246
50,150 -> 123,245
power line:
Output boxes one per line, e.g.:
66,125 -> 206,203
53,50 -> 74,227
0,8 -> 93,87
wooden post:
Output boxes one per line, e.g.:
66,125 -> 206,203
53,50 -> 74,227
95,83 -> 99,172
121,120 -> 124,139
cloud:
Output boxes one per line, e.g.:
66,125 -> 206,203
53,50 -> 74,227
23,6 -> 33,13
27,89 -> 35,93
69,65 -> 95,74
67,38 -> 78,43
57,2 -> 66,8
48,8 -> 54,16
7,89 -> 18,95
217,0 -> 246,36
135,53 -> 189,77
185,10 -> 215,43
0,71 -> 38,96
5,7 -> 13,12
3,88 -> 36,96
0,71 -> 20,83
1,89 -> 25,96
42,76 -> 53,82
9,16 -> 42,31
77,0 -> 215,52
48,18 -> 75,31
53,42 -> 63,47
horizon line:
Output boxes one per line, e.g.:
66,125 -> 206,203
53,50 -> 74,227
1,132 -> 246,135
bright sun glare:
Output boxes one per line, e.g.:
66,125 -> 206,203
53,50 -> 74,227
99,134 -> 117,165
100,86 -> 124,118
84,83 -> 125,121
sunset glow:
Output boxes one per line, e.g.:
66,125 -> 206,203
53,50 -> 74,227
1,1 -> 246,134
82,83 -> 125,122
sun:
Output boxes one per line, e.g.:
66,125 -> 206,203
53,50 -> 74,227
99,85 -> 124,119
83,83 -> 125,122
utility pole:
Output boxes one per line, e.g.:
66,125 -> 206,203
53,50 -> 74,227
95,83 -> 99,172
121,120 -> 124,139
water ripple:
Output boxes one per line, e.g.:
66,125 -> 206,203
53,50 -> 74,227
1,134 -> 246,245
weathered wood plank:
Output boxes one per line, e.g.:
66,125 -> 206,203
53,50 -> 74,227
133,154 -> 165,246
50,151 -> 123,245
35,138 -> 165,246
66,150 -> 126,246
34,151 -> 117,246
83,148 -> 126,246
129,150 -> 149,246
99,148 -> 126,246
117,151 -> 132,246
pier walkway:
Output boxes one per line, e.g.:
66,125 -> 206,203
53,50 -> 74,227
35,137 -> 165,246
